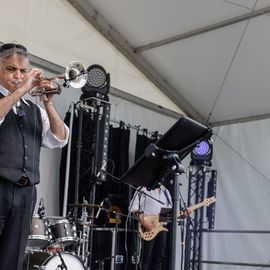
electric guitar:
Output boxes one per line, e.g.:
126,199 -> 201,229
139,196 -> 216,241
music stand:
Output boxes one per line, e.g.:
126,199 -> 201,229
120,116 -> 212,270
120,116 -> 212,189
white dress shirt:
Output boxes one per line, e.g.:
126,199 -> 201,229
129,185 -> 172,215
0,86 -> 69,148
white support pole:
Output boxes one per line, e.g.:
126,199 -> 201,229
62,102 -> 75,216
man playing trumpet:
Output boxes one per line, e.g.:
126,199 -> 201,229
0,43 -> 69,270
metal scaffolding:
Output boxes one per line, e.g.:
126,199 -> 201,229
184,166 -> 217,270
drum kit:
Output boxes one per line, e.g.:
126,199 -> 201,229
23,202 -> 101,270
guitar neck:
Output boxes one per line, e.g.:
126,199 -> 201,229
140,197 -> 216,220
178,197 -> 215,217
188,201 -> 206,212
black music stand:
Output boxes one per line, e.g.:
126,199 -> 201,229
120,116 -> 212,270
120,116 -> 212,189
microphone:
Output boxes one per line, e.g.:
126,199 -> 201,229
95,198 -> 108,219
16,101 -> 25,118
96,160 -> 108,178
38,198 -> 45,218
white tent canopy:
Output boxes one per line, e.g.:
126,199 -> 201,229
0,0 -> 182,116
68,0 -> 270,126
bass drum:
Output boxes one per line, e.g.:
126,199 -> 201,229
23,252 -> 85,270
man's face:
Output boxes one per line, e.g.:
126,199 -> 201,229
0,54 -> 29,93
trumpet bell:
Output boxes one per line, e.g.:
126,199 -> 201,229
65,61 -> 87,88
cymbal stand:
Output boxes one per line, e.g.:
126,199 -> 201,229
112,213 -> 121,270
77,205 -> 90,266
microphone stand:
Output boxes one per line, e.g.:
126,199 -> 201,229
161,152 -> 185,270
102,170 -> 165,205
134,190 -> 142,270
139,143 -> 186,270
96,171 -> 165,270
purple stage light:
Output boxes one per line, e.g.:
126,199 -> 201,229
194,140 -> 211,156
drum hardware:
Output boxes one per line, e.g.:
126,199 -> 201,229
67,199 -> 100,268
56,251 -> 68,270
37,198 -> 46,219
67,203 -> 101,208
76,203 -> 91,267
76,221 -> 97,228
94,255 -> 115,270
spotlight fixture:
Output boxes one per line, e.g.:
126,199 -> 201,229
190,139 -> 213,166
81,64 -> 110,101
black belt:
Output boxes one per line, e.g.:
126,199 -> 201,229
17,176 -> 30,186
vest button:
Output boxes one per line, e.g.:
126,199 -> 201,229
25,145 -> 28,148
25,156 -> 28,160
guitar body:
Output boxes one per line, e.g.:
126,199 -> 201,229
138,196 -> 216,241
139,215 -> 168,241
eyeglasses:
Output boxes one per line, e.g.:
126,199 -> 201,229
0,43 -> 27,53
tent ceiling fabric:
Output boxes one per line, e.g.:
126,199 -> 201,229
0,0 -> 184,116
68,0 -> 270,126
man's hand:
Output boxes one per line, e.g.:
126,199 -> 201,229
139,214 -> 154,231
180,208 -> 192,218
18,68 -> 43,95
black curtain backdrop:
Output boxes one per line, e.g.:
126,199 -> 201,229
59,115 -> 165,229
60,115 -> 131,225
134,130 -> 160,162
59,109 -> 96,215
59,115 -> 173,269
95,123 -> 130,227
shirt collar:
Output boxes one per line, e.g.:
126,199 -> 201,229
0,84 -> 30,106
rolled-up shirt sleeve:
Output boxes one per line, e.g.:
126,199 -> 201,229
129,189 -> 141,213
39,105 -> 69,148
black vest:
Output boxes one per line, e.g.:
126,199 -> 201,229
0,94 -> 42,184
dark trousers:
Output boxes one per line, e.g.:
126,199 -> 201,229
141,231 -> 167,270
0,179 -> 36,270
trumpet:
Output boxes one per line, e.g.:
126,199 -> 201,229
30,61 -> 87,96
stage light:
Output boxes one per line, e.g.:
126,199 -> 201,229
194,140 -> 211,156
191,139 -> 213,166
81,64 -> 110,101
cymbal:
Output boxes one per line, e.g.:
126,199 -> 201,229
68,203 -> 100,208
